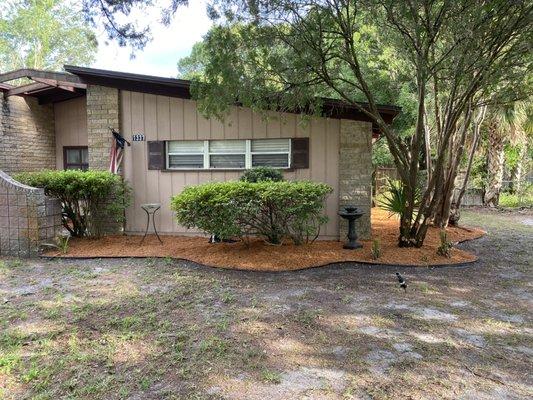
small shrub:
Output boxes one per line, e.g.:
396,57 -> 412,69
371,238 -> 382,260
240,166 -> 284,183
56,235 -> 70,254
436,230 -> 453,258
378,179 -> 420,220
171,180 -> 332,245
499,185 -> 533,208
15,170 -> 131,238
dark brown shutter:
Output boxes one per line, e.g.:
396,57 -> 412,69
291,137 -> 309,169
147,141 -> 165,170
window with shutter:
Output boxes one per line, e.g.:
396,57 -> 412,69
251,139 -> 290,168
164,138 -> 300,170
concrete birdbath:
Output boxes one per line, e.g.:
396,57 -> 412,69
338,205 -> 364,249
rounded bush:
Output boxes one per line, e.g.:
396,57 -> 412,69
15,170 -> 131,237
240,167 -> 284,183
171,180 -> 332,244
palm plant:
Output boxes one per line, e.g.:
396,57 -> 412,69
379,179 -> 421,220
485,101 -> 532,206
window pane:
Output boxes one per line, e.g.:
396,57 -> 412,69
210,140 -> 246,153
168,154 -> 204,169
66,149 -> 81,164
168,140 -> 204,153
81,148 -> 88,164
210,154 -> 245,169
251,138 -> 290,153
252,154 -> 289,168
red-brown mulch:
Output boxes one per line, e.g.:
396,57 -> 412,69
44,208 -> 485,271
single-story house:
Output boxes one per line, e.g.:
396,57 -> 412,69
0,66 -> 399,241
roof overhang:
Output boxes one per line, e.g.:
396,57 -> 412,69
0,69 -> 86,104
64,65 -> 400,135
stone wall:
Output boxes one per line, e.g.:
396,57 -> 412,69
86,85 -> 119,170
0,170 -> 62,257
0,93 -> 56,175
339,120 -> 373,240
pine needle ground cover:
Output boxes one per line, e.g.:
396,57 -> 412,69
44,209 -> 485,270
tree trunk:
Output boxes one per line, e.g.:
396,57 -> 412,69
484,120 -> 505,206
449,105 -> 486,225
509,136 -> 527,194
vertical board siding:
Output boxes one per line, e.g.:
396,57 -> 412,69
54,96 -> 88,169
120,91 -> 341,239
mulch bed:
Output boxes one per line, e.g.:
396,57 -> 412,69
44,208 -> 485,271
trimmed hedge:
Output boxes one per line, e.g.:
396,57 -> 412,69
171,180 -> 332,245
240,166 -> 284,183
15,170 -> 131,238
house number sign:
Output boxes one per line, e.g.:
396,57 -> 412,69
132,134 -> 145,141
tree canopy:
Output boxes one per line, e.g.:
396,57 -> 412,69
0,0 -> 98,71
176,0 -> 532,246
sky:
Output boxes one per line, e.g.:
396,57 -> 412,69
91,1 -> 212,78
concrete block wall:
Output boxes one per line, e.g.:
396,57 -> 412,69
0,170 -> 62,257
339,120 -> 373,240
0,93 -> 56,174
86,85 -> 119,170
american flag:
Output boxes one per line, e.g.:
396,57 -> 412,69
109,129 -> 130,174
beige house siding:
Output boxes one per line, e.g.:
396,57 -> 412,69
120,90 -> 343,239
54,96 -> 88,169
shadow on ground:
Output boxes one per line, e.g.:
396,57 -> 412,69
0,209 -> 531,399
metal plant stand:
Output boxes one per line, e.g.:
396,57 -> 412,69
338,205 -> 364,249
140,203 -> 163,244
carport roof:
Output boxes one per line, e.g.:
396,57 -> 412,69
0,68 -> 86,104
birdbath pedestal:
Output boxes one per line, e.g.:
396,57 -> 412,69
338,205 -> 364,250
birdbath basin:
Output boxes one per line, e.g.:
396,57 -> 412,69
338,205 -> 364,249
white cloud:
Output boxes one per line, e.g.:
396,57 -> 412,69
91,0 -> 212,78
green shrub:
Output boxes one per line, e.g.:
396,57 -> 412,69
15,170 -> 131,238
378,179 -> 420,220
499,185 -> 533,208
240,167 -> 284,183
171,180 -> 332,245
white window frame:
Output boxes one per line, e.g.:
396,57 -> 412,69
208,140 -> 247,169
166,140 -> 206,170
165,139 -> 291,170
250,139 -> 291,169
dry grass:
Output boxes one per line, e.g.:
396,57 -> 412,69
44,208 -> 485,271
0,209 -> 531,399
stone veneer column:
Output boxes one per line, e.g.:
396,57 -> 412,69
339,120 -> 373,240
0,93 -> 55,174
86,85 -> 120,170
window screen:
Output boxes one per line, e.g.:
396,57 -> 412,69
209,140 -> 246,168
251,139 -> 290,168
167,141 -> 204,169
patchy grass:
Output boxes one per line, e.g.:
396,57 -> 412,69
0,208 -> 531,399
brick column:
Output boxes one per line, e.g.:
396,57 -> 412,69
86,85 -> 119,170
339,120 -> 373,240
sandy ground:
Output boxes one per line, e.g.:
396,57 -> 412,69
44,208 -> 485,269
0,208 -> 531,399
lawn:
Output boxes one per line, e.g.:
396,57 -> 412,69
0,209 -> 532,399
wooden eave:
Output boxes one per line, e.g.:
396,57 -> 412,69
0,68 -> 86,104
